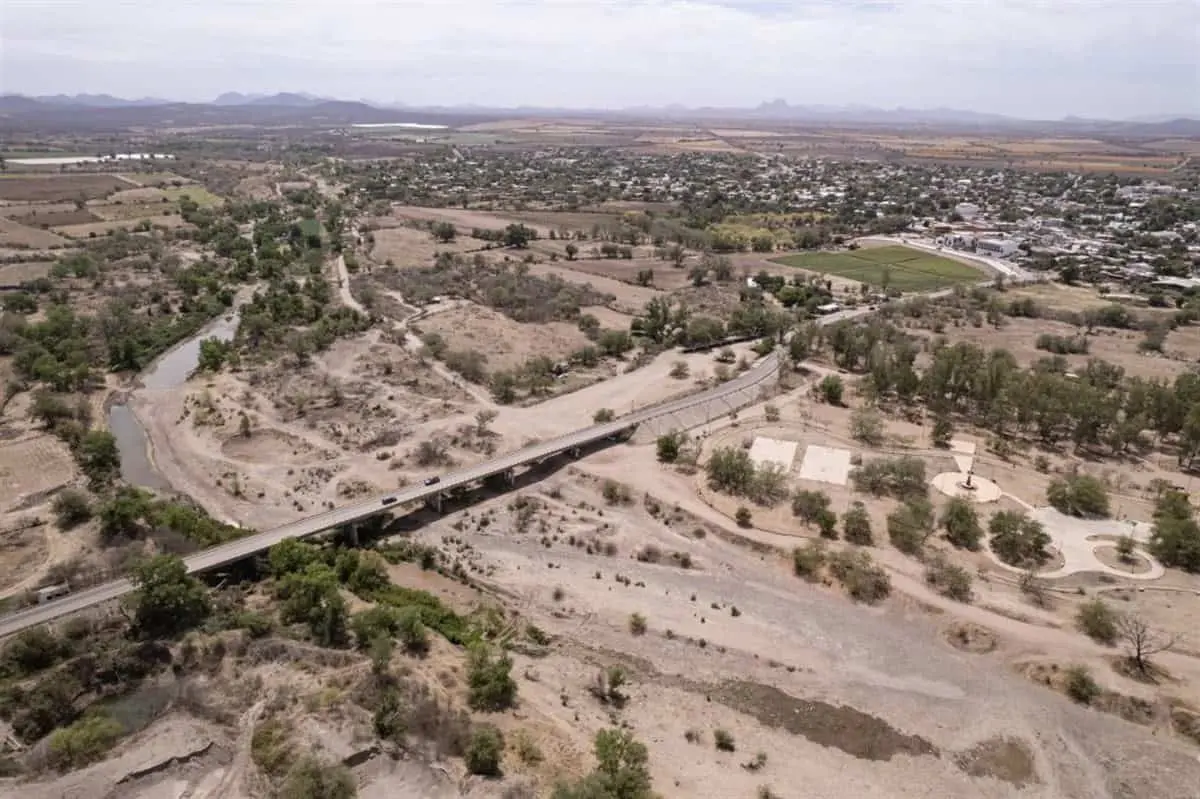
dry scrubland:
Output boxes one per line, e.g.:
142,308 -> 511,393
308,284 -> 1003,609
3,153 -> 1200,799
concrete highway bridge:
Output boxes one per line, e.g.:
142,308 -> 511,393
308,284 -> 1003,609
0,348 -> 789,638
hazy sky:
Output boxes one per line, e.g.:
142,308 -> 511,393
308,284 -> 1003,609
2,0 -> 1198,119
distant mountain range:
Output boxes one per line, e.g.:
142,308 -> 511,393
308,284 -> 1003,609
1,92 -> 1197,136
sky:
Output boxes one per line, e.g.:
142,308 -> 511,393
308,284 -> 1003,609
1,0 -> 1198,119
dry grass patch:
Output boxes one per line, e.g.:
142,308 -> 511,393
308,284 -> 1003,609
0,174 -> 129,202
417,304 -> 592,373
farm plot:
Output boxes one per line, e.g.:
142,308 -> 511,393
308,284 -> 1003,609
0,174 -> 129,202
0,218 -> 71,249
773,245 -> 982,291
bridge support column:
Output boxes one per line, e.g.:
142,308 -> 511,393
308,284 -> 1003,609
570,446 -> 581,459
343,523 -> 360,548
425,492 -> 443,513
504,469 -> 514,485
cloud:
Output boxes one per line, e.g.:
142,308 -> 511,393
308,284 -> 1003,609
1,0 -> 1196,118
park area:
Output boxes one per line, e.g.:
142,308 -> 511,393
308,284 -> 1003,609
773,244 -> 983,291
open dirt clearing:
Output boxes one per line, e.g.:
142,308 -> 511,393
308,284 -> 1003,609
367,224 -> 488,268
0,174 -> 129,202
0,435 -> 77,507
527,262 -> 662,311
393,461 -> 1200,799
0,261 -> 54,283
416,304 -> 592,373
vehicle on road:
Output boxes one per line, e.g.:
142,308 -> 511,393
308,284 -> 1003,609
381,496 -> 398,506
423,476 -> 441,486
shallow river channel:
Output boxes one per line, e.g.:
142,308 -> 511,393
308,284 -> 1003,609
107,312 -> 240,490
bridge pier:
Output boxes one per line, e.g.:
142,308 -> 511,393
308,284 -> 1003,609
424,492 -> 443,513
342,523 -> 360,548
570,446 -> 581,459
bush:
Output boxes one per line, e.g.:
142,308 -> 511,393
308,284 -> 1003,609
850,407 -> 885,446
47,712 -> 124,770
52,489 -> 93,529
828,550 -> 891,604
940,497 -> 982,551
1076,599 -> 1119,645
278,756 -> 356,799
924,556 -> 973,602
396,606 -> 429,654
842,502 -> 873,546
602,479 -> 633,505
0,627 -> 70,678
629,613 -> 647,636
1065,665 -> 1100,705
465,724 -> 505,776
467,646 -> 518,712
792,540 -> 827,581
817,375 -> 844,405
593,408 -> 616,423
1046,474 -> 1110,518
656,431 -> 687,463
713,728 -> 736,752
735,506 -> 752,527
251,718 -> 294,777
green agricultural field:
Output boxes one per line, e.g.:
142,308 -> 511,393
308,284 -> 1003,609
772,245 -> 983,291
162,186 -> 224,207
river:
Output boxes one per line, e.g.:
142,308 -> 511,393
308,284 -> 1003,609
107,312 -> 240,490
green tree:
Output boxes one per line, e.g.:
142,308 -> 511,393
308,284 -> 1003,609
277,563 -> 349,647
78,430 -> 120,489
467,645 -> 517,712
940,497 -> 982,550
594,408 -> 616,423
816,374 -> 844,405
842,502 -> 873,546
887,499 -> 935,557
1149,489 -> 1200,572
565,242 -> 579,261
197,337 -> 232,372
126,555 -> 210,639
931,414 -> 953,448
431,221 -> 457,243
553,729 -> 654,799
503,223 -> 535,248
791,489 -> 831,525
465,725 -> 505,776
988,511 -> 1052,568
598,329 -> 634,357
1046,474 -> 1110,518
706,447 -> 756,495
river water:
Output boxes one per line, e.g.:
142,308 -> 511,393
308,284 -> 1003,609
107,312 -> 240,490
